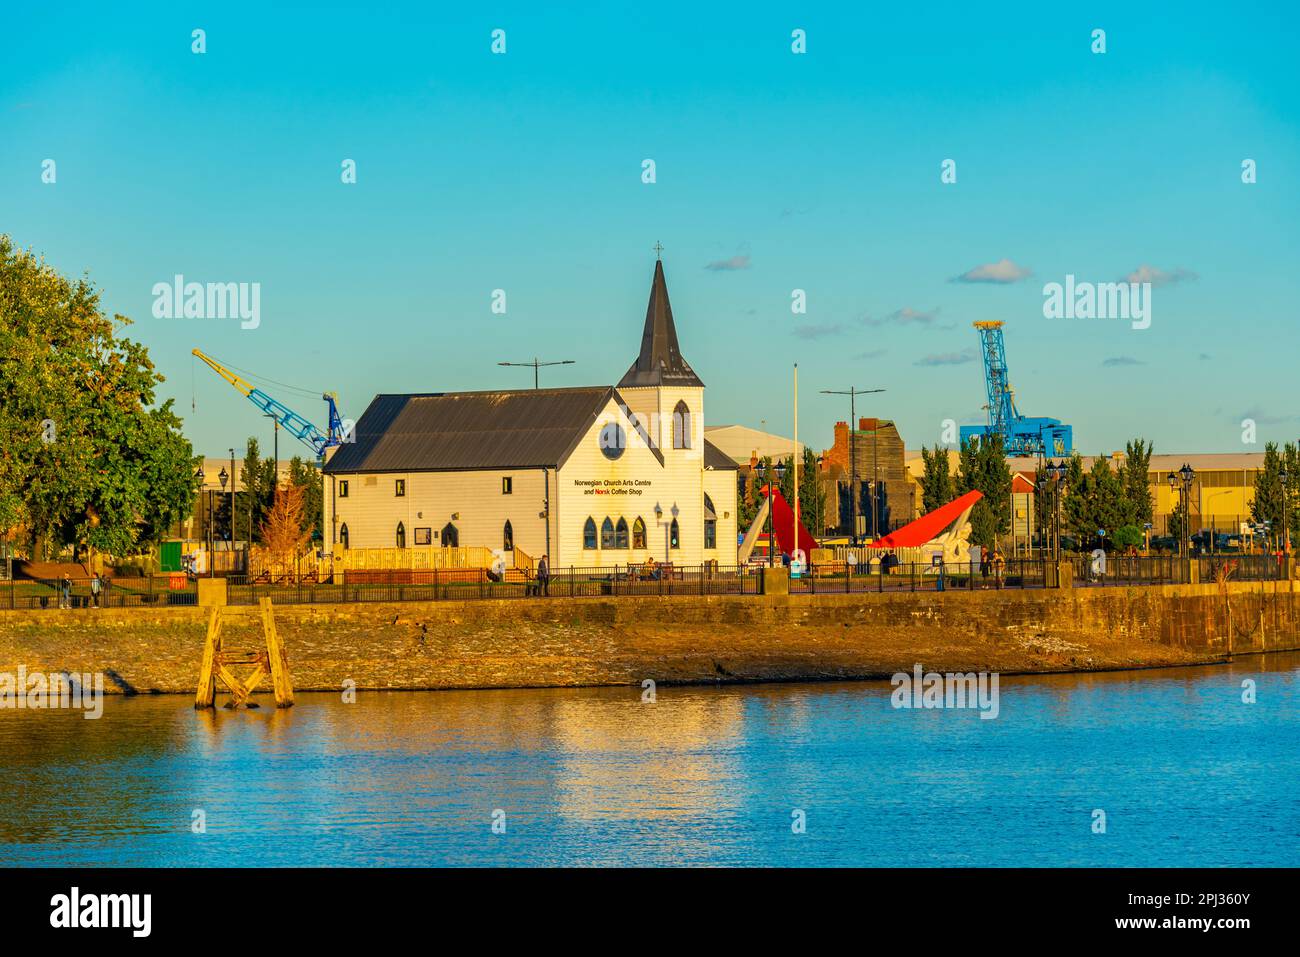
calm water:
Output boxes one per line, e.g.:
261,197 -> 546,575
1,655 -> 1297,867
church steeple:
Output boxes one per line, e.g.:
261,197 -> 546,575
618,259 -> 705,388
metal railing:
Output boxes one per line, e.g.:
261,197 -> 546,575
1083,555 -> 1185,586
789,559 -> 1049,593
7,554 -> 1287,610
225,564 -> 762,605
2,576 -> 198,610
1198,553 -> 1284,583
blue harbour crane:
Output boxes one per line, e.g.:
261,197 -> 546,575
192,349 -> 346,460
958,321 -> 1072,458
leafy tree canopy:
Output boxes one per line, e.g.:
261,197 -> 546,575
0,235 -> 195,557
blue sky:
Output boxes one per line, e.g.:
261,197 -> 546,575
3,1 -> 1297,458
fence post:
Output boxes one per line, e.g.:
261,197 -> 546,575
569,567 -> 574,598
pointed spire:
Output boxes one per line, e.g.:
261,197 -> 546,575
617,259 -> 704,388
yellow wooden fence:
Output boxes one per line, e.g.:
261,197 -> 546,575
335,546 -> 495,571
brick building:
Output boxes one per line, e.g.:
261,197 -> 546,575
820,418 -> 915,538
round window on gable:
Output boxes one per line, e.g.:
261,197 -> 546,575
599,422 -> 626,460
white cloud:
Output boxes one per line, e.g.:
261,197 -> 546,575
915,348 -> 977,367
952,258 -> 1032,284
1123,264 -> 1197,286
704,255 -> 751,271
792,323 -> 845,340
862,306 -> 940,327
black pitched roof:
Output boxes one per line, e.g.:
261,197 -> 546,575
703,439 -> 739,471
324,387 -> 663,474
617,260 -> 705,389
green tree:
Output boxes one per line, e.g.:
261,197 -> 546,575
737,469 -> 759,530
1251,442 -> 1286,547
0,234 -> 195,558
1120,439 -> 1154,528
796,447 -> 827,535
1064,454 -> 1127,549
288,456 -> 324,543
920,444 -> 955,514
957,435 -> 1012,550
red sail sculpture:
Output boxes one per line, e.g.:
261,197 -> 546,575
865,490 -> 983,549
760,485 -> 818,557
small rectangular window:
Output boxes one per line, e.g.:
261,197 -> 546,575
414,527 -> 432,545
395,479 -> 406,497
338,480 -> 349,498
502,476 -> 513,495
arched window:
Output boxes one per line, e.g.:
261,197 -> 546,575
503,520 -> 514,552
704,494 -> 717,549
339,523 -> 350,550
669,518 -> 680,549
672,400 -> 692,449
632,517 -> 647,550
441,522 -> 458,548
395,522 -> 406,549
615,517 -> 629,548
583,517 -> 597,550
601,517 -> 615,549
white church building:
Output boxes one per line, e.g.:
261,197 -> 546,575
321,259 -> 739,568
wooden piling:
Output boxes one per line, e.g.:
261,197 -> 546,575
194,606 -> 222,708
194,599 -> 294,709
261,597 -> 295,708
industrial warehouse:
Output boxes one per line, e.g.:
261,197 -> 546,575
319,260 -> 739,570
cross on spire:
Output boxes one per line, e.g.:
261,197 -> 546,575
653,241 -> 664,260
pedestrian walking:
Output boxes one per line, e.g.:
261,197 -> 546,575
60,575 -> 71,609
90,574 -> 102,608
535,554 -> 551,597
990,547 -> 1006,590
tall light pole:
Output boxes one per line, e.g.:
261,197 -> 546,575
1281,466 -> 1291,557
1168,463 -> 1195,559
264,412 -> 279,501
821,387 -> 885,545
195,465 -> 208,576
498,358 -> 575,389
1044,460 -> 1068,563
217,465 -> 228,574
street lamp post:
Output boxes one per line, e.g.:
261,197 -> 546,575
195,466 -> 207,576
820,387 -> 885,545
1281,467 -> 1290,558
218,465 -> 228,574
1043,460 -> 1068,563
1168,463 -> 1195,561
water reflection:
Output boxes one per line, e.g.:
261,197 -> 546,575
0,654 -> 1296,867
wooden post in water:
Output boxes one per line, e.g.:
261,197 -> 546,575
194,599 -> 294,709
194,606 -> 222,708
260,596 -> 294,708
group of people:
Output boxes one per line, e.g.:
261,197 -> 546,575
56,573 -> 112,609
